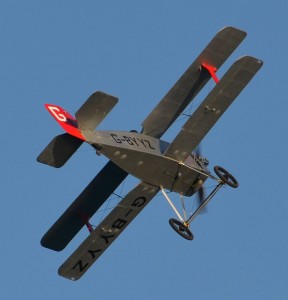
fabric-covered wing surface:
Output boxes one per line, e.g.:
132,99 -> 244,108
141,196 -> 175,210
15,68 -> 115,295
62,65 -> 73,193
58,182 -> 159,280
41,160 -> 128,251
164,56 -> 263,162
141,26 -> 247,138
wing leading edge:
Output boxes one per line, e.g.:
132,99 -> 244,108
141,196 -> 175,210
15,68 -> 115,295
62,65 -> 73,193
58,182 -> 159,281
164,56 -> 263,162
141,26 -> 247,138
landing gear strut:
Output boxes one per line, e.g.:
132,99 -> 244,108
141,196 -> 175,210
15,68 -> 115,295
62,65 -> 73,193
162,165 -> 238,240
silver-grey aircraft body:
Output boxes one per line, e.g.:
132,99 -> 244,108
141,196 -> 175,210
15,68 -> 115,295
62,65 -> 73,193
37,26 -> 263,280
83,130 -> 208,196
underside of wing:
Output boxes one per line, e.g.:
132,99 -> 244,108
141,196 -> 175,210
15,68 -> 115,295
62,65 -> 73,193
141,26 -> 247,138
58,182 -> 159,281
41,160 -> 128,251
164,56 -> 263,162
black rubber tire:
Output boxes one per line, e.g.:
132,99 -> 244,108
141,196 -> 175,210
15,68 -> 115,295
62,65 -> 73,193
214,166 -> 239,188
169,218 -> 194,241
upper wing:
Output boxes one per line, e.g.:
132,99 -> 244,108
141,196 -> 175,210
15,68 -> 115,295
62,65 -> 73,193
141,26 -> 247,138
41,160 -> 128,251
164,56 -> 263,162
58,182 -> 159,280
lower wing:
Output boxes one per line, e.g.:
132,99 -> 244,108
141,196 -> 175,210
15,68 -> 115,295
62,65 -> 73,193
58,181 -> 159,280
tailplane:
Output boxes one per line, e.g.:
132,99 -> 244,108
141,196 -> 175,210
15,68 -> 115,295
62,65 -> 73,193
37,91 -> 118,168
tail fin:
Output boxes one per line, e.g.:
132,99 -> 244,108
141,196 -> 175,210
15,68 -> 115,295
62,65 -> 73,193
37,91 -> 118,168
45,104 -> 86,140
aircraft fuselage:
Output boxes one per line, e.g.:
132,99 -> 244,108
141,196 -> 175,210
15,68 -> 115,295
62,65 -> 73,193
82,130 -> 208,196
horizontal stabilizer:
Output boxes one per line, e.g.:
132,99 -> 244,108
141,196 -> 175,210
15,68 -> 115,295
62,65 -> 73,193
41,160 -> 128,251
37,133 -> 83,168
75,91 -> 118,131
37,91 -> 117,168
164,56 -> 263,161
141,26 -> 247,138
58,182 -> 159,280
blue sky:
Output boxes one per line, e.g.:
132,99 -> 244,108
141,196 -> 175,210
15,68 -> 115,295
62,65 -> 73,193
1,1 -> 287,299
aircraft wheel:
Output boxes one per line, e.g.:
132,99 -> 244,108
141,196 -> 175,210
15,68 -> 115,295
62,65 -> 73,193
169,218 -> 194,241
214,166 -> 239,188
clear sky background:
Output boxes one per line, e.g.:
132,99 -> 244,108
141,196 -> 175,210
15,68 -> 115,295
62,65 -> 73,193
1,1 -> 287,299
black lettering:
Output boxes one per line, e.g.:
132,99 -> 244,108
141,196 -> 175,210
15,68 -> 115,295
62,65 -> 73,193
101,234 -> 115,244
72,260 -> 89,272
123,136 -> 134,145
136,138 -> 146,147
112,218 -> 127,230
145,140 -> 156,150
125,209 -> 133,217
130,137 -> 139,146
88,248 -> 102,259
111,134 -> 122,143
131,196 -> 146,207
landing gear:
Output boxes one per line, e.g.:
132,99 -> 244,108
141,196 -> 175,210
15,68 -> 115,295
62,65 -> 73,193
162,165 -> 238,240
169,218 -> 194,240
214,166 -> 239,188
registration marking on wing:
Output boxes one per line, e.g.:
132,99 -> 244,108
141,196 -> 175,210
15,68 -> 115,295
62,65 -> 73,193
58,182 -> 159,280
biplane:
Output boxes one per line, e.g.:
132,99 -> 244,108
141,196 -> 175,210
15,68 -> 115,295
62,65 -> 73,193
37,26 -> 263,280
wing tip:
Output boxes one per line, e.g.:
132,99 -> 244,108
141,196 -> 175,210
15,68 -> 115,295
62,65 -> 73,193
41,235 -> 65,252
220,25 -> 247,37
